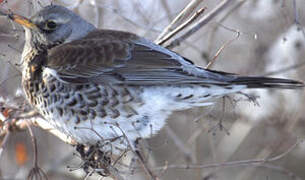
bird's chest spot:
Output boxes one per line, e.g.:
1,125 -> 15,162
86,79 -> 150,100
22,66 -> 44,106
22,52 -> 46,106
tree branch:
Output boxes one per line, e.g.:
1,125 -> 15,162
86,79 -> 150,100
166,0 -> 234,49
155,0 -> 204,43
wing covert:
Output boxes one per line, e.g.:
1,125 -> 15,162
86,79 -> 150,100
45,30 -> 233,85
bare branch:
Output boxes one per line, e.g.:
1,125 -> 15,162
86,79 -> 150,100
205,28 -> 240,69
166,0 -> 234,49
26,122 -> 48,180
152,138 -> 303,171
113,122 -> 159,180
32,117 -> 77,145
206,0 -> 246,63
155,0 -> 204,42
156,7 -> 206,46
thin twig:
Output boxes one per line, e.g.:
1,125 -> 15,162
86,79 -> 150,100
26,121 -> 48,180
26,122 -> 38,167
166,0 -> 234,49
16,110 -> 39,120
206,0 -> 246,63
156,7 -> 206,46
152,138 -> 302,171
155,0 -> 204,42
205,28 -> 240,69
113,122 -> 159,180
30,116 -> 76,145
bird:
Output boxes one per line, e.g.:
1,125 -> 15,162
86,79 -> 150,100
3,5 -> 303,154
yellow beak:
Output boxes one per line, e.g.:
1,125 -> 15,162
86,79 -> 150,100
9,14 -> 37,29
0,9 -> 37,29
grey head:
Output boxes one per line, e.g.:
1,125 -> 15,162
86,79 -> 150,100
12,5 -> 96,48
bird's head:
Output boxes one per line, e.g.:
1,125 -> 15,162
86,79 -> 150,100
7,5 -> 96,49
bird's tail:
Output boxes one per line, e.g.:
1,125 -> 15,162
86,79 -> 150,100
229,76 -> 304,89
202,69 -> 304,89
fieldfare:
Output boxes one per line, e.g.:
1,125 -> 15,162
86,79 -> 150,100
2,5 -> 303,153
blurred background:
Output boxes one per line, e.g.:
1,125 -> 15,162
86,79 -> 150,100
0,0 -> 305,179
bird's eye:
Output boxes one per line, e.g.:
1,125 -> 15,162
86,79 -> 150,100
46,20 -> 57,30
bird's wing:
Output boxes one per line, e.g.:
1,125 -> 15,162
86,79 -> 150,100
46,29 -> 236,85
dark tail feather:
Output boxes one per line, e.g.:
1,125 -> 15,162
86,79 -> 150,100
230,76 -> 304,89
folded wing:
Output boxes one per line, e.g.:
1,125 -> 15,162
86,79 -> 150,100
46,30 -> 303,89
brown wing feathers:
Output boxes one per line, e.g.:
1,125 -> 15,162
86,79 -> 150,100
45,30 -> 303,88
46,30 -> 194,84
